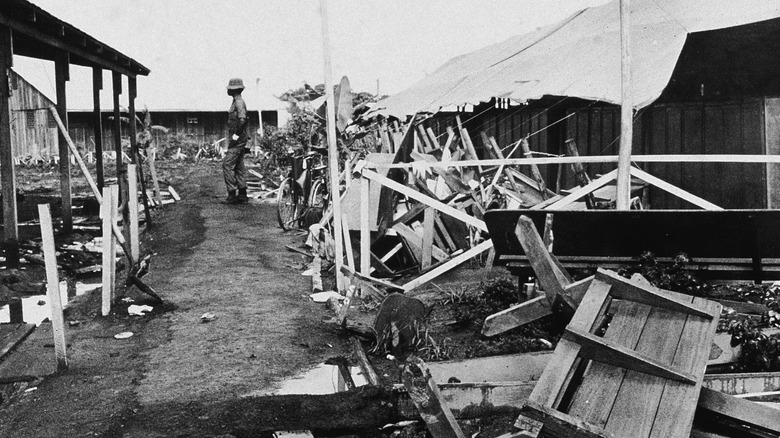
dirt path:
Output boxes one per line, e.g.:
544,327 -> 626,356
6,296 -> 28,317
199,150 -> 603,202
0,165 -> 353,437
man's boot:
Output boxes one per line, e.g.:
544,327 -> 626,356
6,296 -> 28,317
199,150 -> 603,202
237,188 -> 249,204
224,190 -> 239,204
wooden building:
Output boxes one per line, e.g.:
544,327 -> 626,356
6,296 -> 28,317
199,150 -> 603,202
1,0 -> 150,266
8,69 -> 58,160
66,109 -> 264,151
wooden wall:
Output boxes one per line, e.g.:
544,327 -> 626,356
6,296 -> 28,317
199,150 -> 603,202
8,70 -> 58,159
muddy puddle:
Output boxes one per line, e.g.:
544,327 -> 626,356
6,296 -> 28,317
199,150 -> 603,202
0,278 -> 102,325
272,363 -> 369,395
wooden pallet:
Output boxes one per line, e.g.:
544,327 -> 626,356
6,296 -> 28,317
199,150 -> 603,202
516,269 -> 721,438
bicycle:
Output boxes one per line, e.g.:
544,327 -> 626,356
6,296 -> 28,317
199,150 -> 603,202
276,149 -> 329,230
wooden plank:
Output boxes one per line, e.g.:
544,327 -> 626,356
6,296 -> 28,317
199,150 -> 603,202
55,51 -> 72,233
360,176 -> 371,275
421,208 -> 435,269
563,328 -> 696,384
362,169 -> 488,232
311,256 -> 323,293
401,356 -> 466,438
630,167 -> 723,211
567,299 -> 653,426
351,337 -> 380,386
92,66 -> 105,191
102,185 -> 117,316
340,265 -> 404,293
127,164 -> 140,261
596,269 -> 712,319
168,185 -> 181,201
648,298 -> 721,438
697,387 -> 780,436
38,204 -> 68,371
0,323 -> 36,361
336,285 -> 356,326
515,216 -> 572,309
481,296 -> 553,337
393,222 -> 448,262
0,26 -> 18,268
519,400 -> 613,438
402,240 -> 493,292
602,296 -> 695,437
526,279 -> 613,409
703,372 -> 780,395
459,127 -> 483,173
544,170 -> 618,210
341,214 -> 355,270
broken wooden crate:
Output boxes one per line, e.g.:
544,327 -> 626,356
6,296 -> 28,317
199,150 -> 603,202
516,269 -> 722,438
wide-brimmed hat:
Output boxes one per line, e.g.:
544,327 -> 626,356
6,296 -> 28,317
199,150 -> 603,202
226,78 -> 244,90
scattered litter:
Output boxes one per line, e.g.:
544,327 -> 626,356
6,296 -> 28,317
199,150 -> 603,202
301,269 -> 313,276
36,300 -> 45,306
68,320 -> 81,327
120,297 -> 135,304
310,290 -> 342,303
201,312 -> 217,323
128,305 -> 154,316
24,387 -> 37,393
537,338 -> 553,349
114,332 -> 133,339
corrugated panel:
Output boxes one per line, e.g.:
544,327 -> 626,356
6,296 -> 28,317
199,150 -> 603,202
374,0 -> 780,118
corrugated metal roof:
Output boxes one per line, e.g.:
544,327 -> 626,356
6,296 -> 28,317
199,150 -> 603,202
374,0 -> 780,118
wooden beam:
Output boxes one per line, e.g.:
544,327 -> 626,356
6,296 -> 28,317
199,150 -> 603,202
616,0 -> 633,210
402,240 -> 493,292
481,296 -> 553,337
0,14 -> 141,77
565,139 -> 595,209
421,208 -> 435,269
127,164 -> 140,261
55,50 -> 72,233
360,176 -> 371,275
518,400 -> 613,438
362,169 -> 488,232
92,67 -> 104,191
515,216 -> 572,309
101,185 -> 116,316
319,0 -> 345,292
630,167 -> 722,210
38,204 -> 68,371
697,387 -> 780,436
596,269 -> 713,319
351,337 -> 381,386
0,25 -> 19,268
543,169 -> 618,210
401,356 -> 466,438
341,214 -> 355,270
393,223 -> 447,263
563,328 -> 696,384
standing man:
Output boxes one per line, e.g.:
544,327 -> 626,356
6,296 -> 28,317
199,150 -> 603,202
223,78 -> 249,204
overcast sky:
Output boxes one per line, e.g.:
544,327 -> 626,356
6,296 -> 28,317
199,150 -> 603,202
14,0 -> 609,111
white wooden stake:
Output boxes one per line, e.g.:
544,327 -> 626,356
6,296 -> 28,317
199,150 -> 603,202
102,185 -> 117,316
616,0 -> 633,210
360,176 -> 370,276
342,213 -> 355,270
127,164 -> 140,261
319,0 -> 345,291
38,204 -> 68,371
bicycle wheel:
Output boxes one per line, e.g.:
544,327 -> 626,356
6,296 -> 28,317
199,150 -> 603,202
276,177 -> 303,230
308,179 -> 327,210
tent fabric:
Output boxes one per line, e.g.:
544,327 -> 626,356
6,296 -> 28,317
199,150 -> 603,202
374,0 -> 780,118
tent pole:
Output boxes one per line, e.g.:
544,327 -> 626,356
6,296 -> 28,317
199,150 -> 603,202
319,0 -> 345,291
616,0 -> 633,210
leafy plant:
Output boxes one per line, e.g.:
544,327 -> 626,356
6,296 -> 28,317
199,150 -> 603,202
618,251 -> 705,295
728,320 -> 780,372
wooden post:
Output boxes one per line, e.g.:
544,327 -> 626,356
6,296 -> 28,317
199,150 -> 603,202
9,297 -> 23,324
401,356 -> 465,438
421,208 -> 435,270
55,51 -> 72,233
0,26 -> 19,269
341,214 -> 355,270
149,147 -> 163,207
92,67 -> 105,192
128,77 -> 138,163
38,204 -> 67,371
616,0 -> 633,210
319,0 -> 345,291
127,164 -> 139,261
566,139 -> 595,209
360,175 -> 370,275
521,138 -> 548,198
111,72 -> 128,235
101,185 -> 117,316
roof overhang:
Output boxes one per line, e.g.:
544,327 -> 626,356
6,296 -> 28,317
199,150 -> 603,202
0,0 -> 149,77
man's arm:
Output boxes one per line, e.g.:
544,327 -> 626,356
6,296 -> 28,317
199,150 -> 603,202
232,100 -> 248,140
